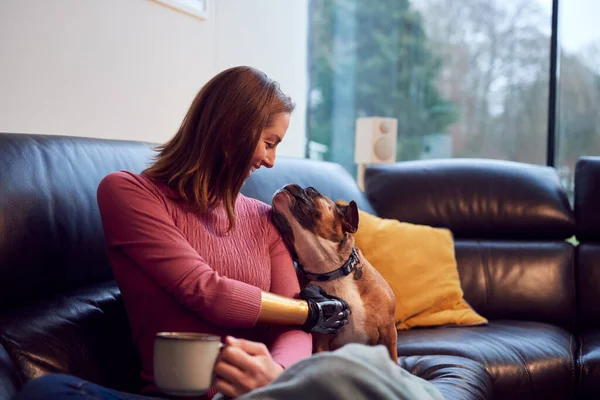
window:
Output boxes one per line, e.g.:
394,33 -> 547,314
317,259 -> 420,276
307,0 -> 553,177
555,0 -> 600,199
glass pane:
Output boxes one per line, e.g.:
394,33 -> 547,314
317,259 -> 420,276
307,0 -> 552,177
556,0 -> 600,202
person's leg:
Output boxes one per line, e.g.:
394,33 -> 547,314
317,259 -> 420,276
12,373 -> 164,400
233,343 -> 444,400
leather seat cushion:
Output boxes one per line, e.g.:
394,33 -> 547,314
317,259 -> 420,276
0,281 -> 143,395
400,355 -> 493,400
577,329 -> 600,399
397,320 -> 575,400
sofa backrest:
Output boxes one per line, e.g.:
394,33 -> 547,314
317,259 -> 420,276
365,158 -> 577,331
575,156 -> 600,331
0,133 -> 156,309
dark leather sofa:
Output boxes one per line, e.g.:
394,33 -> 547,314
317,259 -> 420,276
0,132 -> 595,399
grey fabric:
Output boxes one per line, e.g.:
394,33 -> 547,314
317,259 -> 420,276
220,344 -> 443,400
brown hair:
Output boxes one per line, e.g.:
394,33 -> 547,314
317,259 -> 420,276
144,66 -> 295,231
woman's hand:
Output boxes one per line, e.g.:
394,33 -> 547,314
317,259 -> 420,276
214,336 -> 284,398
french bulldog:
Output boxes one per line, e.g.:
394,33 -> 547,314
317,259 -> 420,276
272,184 -> 398,362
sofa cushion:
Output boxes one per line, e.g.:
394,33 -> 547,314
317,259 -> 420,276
347,207 -> 487,329
365,159 -> 575,240
455,240 -> 576,331
399,355 -> 493,400
396,320 -> 575,400
0,281 -> 143,396
577,329 -> 600,399
241,157 -> 375,215
0,133 -> 155,310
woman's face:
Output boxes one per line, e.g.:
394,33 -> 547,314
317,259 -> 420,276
247,112 -> 290,179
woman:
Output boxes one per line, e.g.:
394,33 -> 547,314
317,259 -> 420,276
93,65 -> 349,398
12,66 -> 442,400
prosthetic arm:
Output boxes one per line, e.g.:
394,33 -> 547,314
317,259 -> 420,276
259,284 -> 350,334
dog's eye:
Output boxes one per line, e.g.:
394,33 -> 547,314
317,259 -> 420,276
306,187 -> 317,193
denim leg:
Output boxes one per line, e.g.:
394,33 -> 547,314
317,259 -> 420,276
12,373 -> 163,400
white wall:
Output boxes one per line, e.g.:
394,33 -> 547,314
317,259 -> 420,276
215,0 -> 308,158
0,0 -> 308,157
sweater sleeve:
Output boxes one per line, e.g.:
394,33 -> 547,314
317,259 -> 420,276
264,209 -> 313,368
97,172 -> 262,328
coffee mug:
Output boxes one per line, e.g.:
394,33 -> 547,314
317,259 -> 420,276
153,332 -> 223,397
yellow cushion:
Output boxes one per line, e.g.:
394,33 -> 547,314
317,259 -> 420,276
345,205 -> 487,330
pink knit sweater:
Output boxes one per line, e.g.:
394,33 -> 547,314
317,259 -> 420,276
97,171 -> 312,392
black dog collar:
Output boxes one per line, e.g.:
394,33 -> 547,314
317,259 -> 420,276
299,247 -> 362,282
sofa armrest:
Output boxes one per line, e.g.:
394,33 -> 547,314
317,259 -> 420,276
575,156 -> 600,241
399,355 -> 493,400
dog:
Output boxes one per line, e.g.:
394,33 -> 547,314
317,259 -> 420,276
271,184 -> 398,362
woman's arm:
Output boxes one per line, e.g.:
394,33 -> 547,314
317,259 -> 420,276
97,172 -> 264,328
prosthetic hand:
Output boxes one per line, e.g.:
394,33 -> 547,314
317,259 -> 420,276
258,287 -> 351,334
299,284 -> 351,334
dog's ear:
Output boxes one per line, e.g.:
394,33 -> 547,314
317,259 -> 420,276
338,201 -> 359,233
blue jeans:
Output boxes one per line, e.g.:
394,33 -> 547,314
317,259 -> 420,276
11,374 -> 162,400
13,344 -> 443,400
